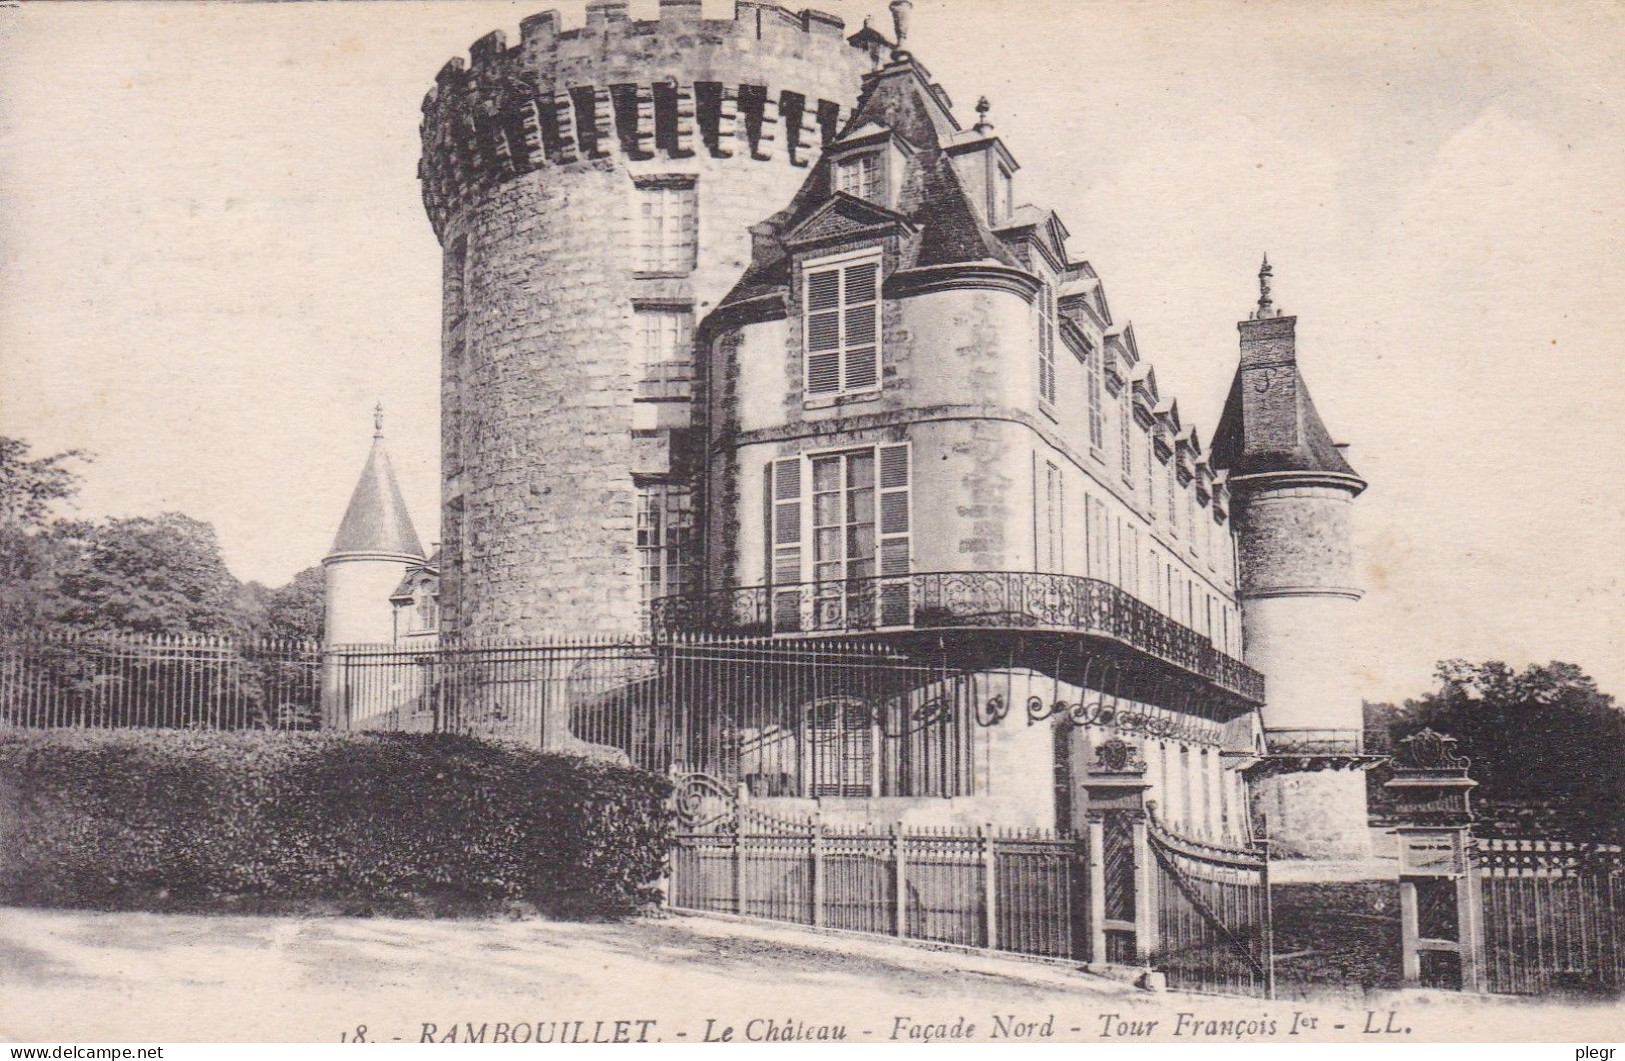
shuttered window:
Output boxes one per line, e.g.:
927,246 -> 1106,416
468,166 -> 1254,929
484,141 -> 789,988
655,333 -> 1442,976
1188,484 -> 1199,556
1120,385 -> 1136,482
877,444 -> 911,626
804,252 -> 881,397
1166,459 -> 1180,537
1041,461 -> 1063,573
768,458 -> 803,629
1038,281 -> 1057,405
1084,337 -> 1105,451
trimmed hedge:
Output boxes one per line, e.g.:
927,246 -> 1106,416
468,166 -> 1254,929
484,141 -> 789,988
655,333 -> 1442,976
0,730 -> 672,918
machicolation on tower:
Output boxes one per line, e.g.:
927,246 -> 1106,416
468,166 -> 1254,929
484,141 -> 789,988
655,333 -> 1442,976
420,0 -> 883,240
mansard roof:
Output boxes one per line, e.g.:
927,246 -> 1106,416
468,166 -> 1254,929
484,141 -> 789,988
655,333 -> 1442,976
715,58 -> 1024,316
389,550 -> 441,602
328,428 -> 425,563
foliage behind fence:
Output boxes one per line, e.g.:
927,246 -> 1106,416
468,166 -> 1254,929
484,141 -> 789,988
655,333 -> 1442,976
0,632 -> 320,731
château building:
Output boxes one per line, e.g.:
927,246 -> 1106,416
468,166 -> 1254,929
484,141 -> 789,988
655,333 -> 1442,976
325,0 -> 1375,860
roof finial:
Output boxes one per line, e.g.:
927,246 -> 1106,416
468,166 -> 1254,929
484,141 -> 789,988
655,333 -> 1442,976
1256,253 -> 1274,319
889,0 -> 912,61
974,95 -> 993,135
373,402 -> 385,439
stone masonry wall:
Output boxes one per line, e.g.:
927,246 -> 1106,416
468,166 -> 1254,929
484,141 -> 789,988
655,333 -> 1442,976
422,3 -> 872,640
1234,483 -> 1358,598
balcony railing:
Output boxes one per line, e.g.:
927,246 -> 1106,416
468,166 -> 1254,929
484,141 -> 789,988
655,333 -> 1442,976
650,571 -> 1265,704
1265,728 -> 1364,756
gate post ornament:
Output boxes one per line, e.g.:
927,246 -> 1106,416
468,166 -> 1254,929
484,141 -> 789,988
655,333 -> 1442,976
1384,728 -> 1476,827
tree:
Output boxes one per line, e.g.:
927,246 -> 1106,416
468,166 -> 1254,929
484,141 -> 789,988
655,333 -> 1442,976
0,436 -> 89,530
0,437 -> 91,631
258,566 -> 325,643
55,514 -> 248,638
1370,660 -> 1625,842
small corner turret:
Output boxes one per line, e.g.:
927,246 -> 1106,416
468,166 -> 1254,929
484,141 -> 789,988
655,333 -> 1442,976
323,405 -> 426,650
1214,258 -> 1380,863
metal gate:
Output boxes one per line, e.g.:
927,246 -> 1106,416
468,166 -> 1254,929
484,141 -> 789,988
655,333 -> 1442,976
1147,808 -> 1274,997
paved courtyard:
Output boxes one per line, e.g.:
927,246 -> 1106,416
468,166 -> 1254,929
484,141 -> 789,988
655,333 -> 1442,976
0,907 -> 1613,1043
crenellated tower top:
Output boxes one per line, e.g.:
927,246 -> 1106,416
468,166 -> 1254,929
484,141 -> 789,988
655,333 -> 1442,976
418,1 -> 877,241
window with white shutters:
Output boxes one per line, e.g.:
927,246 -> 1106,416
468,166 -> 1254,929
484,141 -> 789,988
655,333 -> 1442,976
1188,487 -> 1199,556
804,252 -> 881,398
1037,281 -> 1057,405
1085,338 -> 1105,452
1120,386 -> 1135,483
877,444 -> 911,625
1124,525 -> 1140,599
1167,460 -> 1180,537
1041,461 -> 1062,573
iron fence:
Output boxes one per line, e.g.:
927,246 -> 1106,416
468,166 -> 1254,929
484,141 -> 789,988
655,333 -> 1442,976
328,636 -> 964,778
1147,806 -> 1273,998
651,571 -> 1265,703
0,632 -> 321,731
670,809 -> 1087,959
1475,838 -> 1625,996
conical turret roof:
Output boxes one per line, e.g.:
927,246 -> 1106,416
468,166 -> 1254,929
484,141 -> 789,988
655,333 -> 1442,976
1209,259 -> 1363,489
327,407 -> 426,562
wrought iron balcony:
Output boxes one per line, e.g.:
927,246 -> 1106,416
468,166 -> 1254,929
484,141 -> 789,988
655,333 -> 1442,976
1265,728 -> 1364,756
651,571 -> 1266,704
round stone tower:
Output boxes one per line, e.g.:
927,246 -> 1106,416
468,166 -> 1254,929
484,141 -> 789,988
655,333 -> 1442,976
418,0 -> 877,642
1210,258 -> 1374,861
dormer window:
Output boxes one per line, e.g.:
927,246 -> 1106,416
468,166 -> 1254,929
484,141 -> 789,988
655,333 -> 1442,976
834,152 -> 884,204
804,249 -> 881,397
415,588 -> 439,633
994,163 -> 1014,224
1167,459 -> 1180,536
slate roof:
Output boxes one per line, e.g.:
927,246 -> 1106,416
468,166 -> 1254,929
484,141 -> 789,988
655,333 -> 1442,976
716,59 -> 1022,316
389,550 -> 441,601
1209,350 -> 1361,481
328,434 -> 426,561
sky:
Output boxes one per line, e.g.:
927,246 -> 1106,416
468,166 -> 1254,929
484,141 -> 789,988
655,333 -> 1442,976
1,0 -> 1620,704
